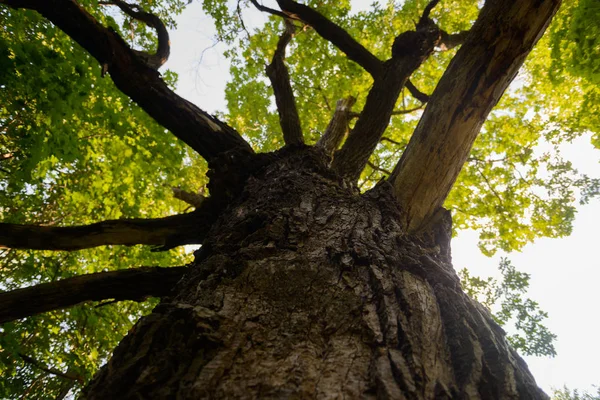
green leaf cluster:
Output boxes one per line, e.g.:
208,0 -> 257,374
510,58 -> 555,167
0,3 -> 203,397
218,0 -> 599,255
460,259 -> 556,357
553,386 -> 600,400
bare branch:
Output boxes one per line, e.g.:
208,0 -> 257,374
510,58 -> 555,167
316,96 -> 356,157
172,187 -> 205,208
266,20 -> 304,146
0,212 -> 205,251
99,0 -> 170,69
273,0 -> 383,77
391,0 -> 561,233
0,0 -> 252,160
19,354 -> 85,383
380,136 -> 405,147
405,80 -> 430,103
0,266 -> 187,323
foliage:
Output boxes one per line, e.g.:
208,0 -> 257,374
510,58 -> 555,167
459,259 -> 556,357
553,386 -> 600,400
221,0 -> 600,256
0,2 -> 201,397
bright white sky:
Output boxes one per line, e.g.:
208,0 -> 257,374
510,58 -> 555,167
167,1 -> 600,394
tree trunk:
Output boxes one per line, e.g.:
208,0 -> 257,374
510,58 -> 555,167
83,148 -> 546,399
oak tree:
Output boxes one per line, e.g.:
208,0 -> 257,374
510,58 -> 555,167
1,0 -> 597,398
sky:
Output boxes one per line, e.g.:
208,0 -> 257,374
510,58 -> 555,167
167,1 -> 600,394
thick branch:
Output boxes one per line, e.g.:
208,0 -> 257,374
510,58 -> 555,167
1,0 -> 252,160
266,20 -> 304,146
99,0 -> 170,69
0,212 -> 204,251
274,0 -> 383,76
391,0 -> 561,232
0,266 -> 187,323
316,96 -> 356,157
332,18 -> 441,181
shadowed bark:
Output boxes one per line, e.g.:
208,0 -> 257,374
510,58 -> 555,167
0,0 -> 252,160
391,0 -> 562,232
0,266 -> 187,323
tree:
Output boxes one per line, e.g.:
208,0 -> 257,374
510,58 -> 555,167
1,0 -> 597,398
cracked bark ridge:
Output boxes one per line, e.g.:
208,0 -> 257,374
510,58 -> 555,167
83,150 -> 547,399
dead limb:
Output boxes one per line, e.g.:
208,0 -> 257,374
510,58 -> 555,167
439,29 -> 469,51
172,187 -> 206,208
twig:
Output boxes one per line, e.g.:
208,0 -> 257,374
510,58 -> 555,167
19,353 -> 85,384
405,80 -> 430,103
367,160 -> 392,175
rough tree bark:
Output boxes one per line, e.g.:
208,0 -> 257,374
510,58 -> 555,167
83,149 -> 546,399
